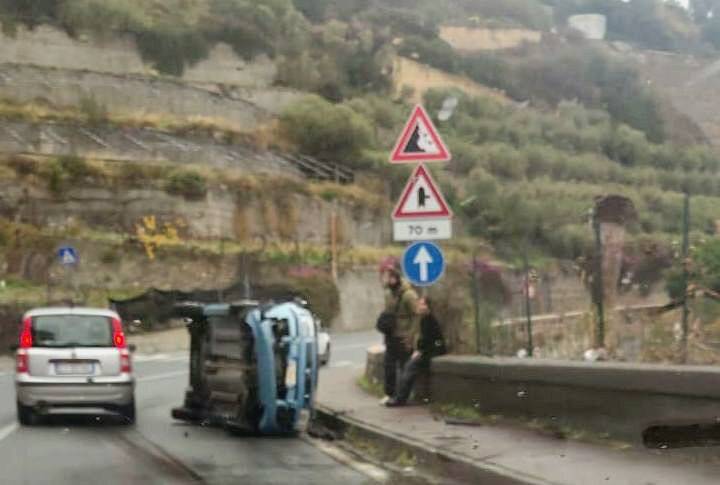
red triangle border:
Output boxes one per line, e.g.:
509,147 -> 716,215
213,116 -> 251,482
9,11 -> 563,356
392,164 -> 453,219
390,105 -> 451,163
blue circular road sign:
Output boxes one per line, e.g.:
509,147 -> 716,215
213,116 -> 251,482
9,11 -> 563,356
402,241 -> 445,287
57,246 -> 79,266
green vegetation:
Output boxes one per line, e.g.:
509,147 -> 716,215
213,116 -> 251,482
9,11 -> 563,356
356,375 -> 384,397
43,155 -> 105,196
0,0 -> 302,75
279,96 -> 373,166
398,35 -> 666,142
550,0 -> 698,52
165,169 -> 208,200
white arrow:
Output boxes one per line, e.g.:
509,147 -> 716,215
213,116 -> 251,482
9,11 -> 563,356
413,245 -> 433,282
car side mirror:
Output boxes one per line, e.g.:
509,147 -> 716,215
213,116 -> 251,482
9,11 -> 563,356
8,344 -> 18,352
128,344 -> 137,353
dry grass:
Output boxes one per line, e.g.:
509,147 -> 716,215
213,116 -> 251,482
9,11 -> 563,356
309,182 -> 387,211
0,99 -> 257,145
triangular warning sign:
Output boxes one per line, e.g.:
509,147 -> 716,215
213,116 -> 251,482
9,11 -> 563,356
393,164 -> 453,219
390,105 -> 451,163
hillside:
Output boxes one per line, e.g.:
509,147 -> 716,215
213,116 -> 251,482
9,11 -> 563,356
2,0 -> 720,299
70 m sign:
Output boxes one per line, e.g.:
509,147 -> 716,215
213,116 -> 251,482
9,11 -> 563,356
393,219 -> 452,242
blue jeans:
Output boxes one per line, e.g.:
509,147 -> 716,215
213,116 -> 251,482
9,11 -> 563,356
395,354 -> 430,404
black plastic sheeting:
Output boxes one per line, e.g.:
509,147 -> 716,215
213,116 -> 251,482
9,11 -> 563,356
109,281 -> 302,327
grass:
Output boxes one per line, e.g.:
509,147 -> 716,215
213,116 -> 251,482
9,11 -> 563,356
357,375 -> 384,398
0,98 -> 254,144
432,403 -> 633,450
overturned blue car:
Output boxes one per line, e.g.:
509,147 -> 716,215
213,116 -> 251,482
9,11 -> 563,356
171,299 -> 319,435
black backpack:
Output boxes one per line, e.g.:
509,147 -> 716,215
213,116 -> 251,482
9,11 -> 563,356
375,290 -> 406,336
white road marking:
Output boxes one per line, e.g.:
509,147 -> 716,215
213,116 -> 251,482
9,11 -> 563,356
134,353 -> 189,362
333,343 -> 378,351
306,438 -> 388,483
136,370 -> 188,383
0,423 -> 18,443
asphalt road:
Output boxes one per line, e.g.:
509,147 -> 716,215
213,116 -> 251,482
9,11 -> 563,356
0,330 -> 382,485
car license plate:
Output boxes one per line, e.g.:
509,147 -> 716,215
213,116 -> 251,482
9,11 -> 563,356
55,362 -> 94,375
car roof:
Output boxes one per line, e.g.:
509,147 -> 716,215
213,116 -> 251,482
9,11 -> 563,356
24,307 -> 120,319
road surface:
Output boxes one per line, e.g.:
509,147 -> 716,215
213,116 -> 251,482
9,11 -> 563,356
0,330 -> 382,485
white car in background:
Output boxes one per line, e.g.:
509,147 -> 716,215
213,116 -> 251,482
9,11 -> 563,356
317,319 -> 331,366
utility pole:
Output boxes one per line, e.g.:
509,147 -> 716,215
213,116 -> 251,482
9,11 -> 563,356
681,191 -> 690,362
592,208 -> 605,349
472,253 -> 481,354
330,165 -> 339,282
523,246 -> 533,357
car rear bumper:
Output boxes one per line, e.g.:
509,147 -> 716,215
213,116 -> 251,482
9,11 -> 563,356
16,380 -> 134,407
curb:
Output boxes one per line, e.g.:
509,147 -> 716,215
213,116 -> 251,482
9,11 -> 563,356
314,404 -> 555,485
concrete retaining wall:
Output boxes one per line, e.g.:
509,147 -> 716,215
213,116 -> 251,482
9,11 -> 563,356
431,355 -> 720,442
0,120 -> 301,175
0,25 -> 277,88
1,182 -> 388,246
332,268 -> 385,331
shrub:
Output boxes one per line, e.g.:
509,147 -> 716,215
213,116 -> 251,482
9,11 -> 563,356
57,155 -> 93,180
279,96 -> 373,166
47,160 -> 67,196
78,95 -> 108,125
165,170 -> 208,200
6,155 -> 39,177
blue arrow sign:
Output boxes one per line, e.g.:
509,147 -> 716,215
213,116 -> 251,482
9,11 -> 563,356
402,241 -> 445,287
57,246 -> 79,266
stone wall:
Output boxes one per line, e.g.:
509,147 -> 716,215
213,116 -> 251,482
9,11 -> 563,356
0,26 -> 277,88
0,64 -> 267,129
0,120 -> 301,175
0,182 -> 389,246
332,267 -> 385,331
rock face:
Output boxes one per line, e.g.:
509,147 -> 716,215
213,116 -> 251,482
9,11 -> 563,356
568,14 -> 607,40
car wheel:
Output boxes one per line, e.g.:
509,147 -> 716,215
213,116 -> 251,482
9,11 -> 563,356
119,399 -> 136,425
321,345 -> 330,366
17,401 -> 36,426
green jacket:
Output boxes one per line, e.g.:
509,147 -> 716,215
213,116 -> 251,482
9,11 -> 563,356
384,280 -> 419,350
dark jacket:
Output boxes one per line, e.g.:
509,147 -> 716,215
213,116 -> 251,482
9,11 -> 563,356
416,313 -> 446,360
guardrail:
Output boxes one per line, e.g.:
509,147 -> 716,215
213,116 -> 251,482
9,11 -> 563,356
282,154 -> 354,184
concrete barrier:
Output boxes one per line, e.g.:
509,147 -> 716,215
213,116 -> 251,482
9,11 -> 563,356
431,356 -> 720,442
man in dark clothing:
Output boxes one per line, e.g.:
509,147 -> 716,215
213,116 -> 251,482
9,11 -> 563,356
386,297 -> 446,407
377,256 -> 419,404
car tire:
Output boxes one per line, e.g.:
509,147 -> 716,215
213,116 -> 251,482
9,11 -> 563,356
321,345 -> 330,366
17,401 -> 36,426
119,399 -> 136,425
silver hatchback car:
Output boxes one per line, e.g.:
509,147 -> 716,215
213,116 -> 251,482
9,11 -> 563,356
14,307 -> 136,425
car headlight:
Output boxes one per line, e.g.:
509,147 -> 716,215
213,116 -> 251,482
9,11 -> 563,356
285,361 -> 297,388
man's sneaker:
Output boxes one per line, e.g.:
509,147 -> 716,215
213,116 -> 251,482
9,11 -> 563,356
384,398 -> 405,407
379,395 -> 391,405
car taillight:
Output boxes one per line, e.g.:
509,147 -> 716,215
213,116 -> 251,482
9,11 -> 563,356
111,317 -> 126,349
19,317 -> 32,349
120,349 -> 132,373
16,349 -> 28,373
